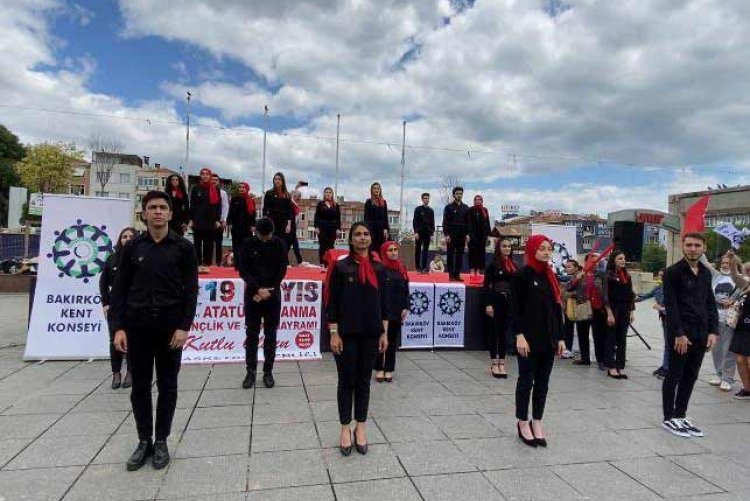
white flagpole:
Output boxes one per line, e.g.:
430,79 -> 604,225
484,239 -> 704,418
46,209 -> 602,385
335,113 -> 341,198
184,91 -> 191,182
260,105 -> 269,213
399,120 -> 406,239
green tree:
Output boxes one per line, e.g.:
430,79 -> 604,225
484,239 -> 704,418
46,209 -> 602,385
14,142 -> 83,194
641,242 -> 667,273
0,124 -> 26,226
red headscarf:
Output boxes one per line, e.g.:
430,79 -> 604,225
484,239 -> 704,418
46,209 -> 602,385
524,234 -> 561,304
474,195 -> 489,219
323,250 -> 380,307
199,168 -> 220,205
380,241 -> 409,280
496,240 -> 518,274
239,182 -> 256,215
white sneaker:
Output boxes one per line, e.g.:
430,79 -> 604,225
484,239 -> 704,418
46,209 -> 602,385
708,377 -> 722,386
561,350 -> 574,359
679,417 -> 704,437
662,418 -> 691,438
720,381 -> 732,392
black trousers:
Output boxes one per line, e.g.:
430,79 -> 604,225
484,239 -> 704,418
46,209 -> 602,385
663,338 -> 705,420
375,320 -> 401,372
414,232 -> 430,271
605,304 -> 630,370
335,335 -> 379,424
245,292 -> 281,374
568,319 -> 592,361
126,310 -> 182,441
446,232 -> 466,276
468,237 -> 487,270
107,321 -> 125,373
214,227 -> 225,265
515,349 -> 555,421
231,229 -> 250,270
487,295 -> 511,360
287,228 -> 303,264
591,308 -> 608,364
193,229 -> 215,266
318,231 -> 336,266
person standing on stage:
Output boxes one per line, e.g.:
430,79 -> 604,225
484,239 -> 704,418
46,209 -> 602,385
262,172 -> 293,248
110,191 -> 198,471
442,186 -> 470,282
100,227 -> 137,390
325,222 -> 388,456
412,193 -> 435,274
288,190 -> 304,265
227,182 -> 256,270
375,241 -> 409,383
211,174 -> 229,266
662,233 -> 718,437
314,187 -> 341,267
483,238 -> 518,378
364,182 -> 390,256
164,175 -> 189,236
238,217 -> 288,389
189,167 -> 221,273
512,234 -> 565,447
468,194 -> 491,276
603,250 -> 636,380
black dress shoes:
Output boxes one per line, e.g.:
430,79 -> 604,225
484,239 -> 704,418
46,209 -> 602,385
152,440 -> 170,470
517,422 -> 537,447
353,433 -> 368,455
340,432 -> 353,457
111,373 -> 121,390
531,421 -> 547,447
242,372 -> 256,389
126,440 -> 153,471
263,373 -> 275,388
122,371 -> 132,389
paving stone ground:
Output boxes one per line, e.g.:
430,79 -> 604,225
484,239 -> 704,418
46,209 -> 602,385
1,294 -> 749,500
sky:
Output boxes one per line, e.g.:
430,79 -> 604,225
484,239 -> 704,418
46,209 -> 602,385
2,0 -> 750,221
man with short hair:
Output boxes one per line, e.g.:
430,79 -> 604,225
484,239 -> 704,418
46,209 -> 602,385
662,233 -> 718,437
238,217 -> 288,389
442,187 -> 470,281
111,191 -> 198,471
211,174 -> 229,266
413,193 -> 435,273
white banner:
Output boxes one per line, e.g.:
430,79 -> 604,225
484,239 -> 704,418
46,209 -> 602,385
531,224 -> 577,276
433,283 -> 466,347
25,195 -> 133,360
182,279 -> 322,364
401,283 -> 435,349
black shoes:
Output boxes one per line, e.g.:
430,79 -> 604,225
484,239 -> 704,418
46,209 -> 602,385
353,432 -> 368,455
340,431 -> 353,456
653,367 -> 667,379
572,360 -> 591,366
152,441 -> 170,470
263,373 -> 275,388
517,422 -> 537,447
111,373 -> 122,390
126,440 -> 153,471
122,371 -> 132,389
531,421 -> 547,447
242,372 -> 256,389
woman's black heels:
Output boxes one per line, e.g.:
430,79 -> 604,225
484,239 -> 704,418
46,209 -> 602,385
339,432 -> 353,456
531,421 -> 547,447
517,421 -> 537,447
353,431 -> 368,455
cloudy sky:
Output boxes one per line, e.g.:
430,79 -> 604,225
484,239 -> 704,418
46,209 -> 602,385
2,0 -> 749,220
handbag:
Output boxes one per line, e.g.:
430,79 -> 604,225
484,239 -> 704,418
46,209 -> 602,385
574,300 -> 593,321
727,290 -> 748,329
566,297 -> 577,321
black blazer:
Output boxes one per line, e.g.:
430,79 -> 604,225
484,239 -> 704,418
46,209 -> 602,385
382,267 -> 409,322
482,261 -> 516,307
227,196 -> 257,234
511,265 -> 564,352
99,252 -> 121,307
166,191 -> 190,228
468,207 -> 491,240
313,201 -> 341,235
364,199 -> 390,233
189,185 -> 220,230
326,256 -> 388,337
262,190 -> 292,233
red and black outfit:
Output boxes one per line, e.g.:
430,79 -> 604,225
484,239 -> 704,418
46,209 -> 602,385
483,253 -> 518,360
604,267 -> 635,371
226,182 -> 256,270
314,200 -> 341,266
189,168 -> 221,266
166,187 -> 189,236
468,198 -> 491,270
364,197 -> 390,256
375,242 -> 409,373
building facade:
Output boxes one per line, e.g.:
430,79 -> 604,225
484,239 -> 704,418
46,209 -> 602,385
87,152 -> 142,203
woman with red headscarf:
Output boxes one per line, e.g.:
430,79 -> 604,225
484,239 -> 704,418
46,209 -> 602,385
483,238 -> 518,378
189,167 -> 221,272
227,182 -> 257,270
375,241 -> 410,383
468,195 -> 491,275
511,234 -> 565,447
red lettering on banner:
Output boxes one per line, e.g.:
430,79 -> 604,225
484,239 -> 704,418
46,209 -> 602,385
636,213 -> 664,225
202,305 -> 245,318
280,306 -> 317,318
184,335 -> 236,352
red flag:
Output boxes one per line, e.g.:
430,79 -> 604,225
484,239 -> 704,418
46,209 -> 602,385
682,195 -> 711,236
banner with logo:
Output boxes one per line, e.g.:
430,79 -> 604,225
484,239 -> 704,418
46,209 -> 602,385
531,224 -> 577,276
401,283 -> 435,348
25,195 -> 133,360
433,283 -> 466,347
182,279 -> 322,364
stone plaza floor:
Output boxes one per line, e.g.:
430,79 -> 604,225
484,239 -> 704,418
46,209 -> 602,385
1,294 -> 749,500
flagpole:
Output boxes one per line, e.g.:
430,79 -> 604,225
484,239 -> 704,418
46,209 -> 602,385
184,91 -> 191,183
399,120 -> 406,239
334,113 -> 341,198
260,105 -> 269,213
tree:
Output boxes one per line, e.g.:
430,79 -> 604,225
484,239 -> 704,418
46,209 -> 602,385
439,172 -> 465,206
641,242 -> 667,273
15,142 -> 84,193
88,134 -> 123,192
0,125 -> 26,226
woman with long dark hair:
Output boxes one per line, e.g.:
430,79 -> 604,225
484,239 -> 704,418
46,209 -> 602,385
468,195 -> 491,275
262,172 -> 293,245
164,174 -> 189,235
512,234 -> 565,447
364,182 -> 390,256
314,187 -> 341,267
375,241 -> 409,383
100,227 -> 137,389
604,250 -> 636,379
227,182 -> 257,270
288,190 -> 304,265
483,238 -> 518,378
189,167 -> 221,273
325,222 -> 388,456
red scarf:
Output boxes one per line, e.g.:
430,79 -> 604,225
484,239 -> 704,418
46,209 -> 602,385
380,241 -> 409,280
239,182 -> 255,216
370,195 -> 386,208
474,196 -> 488,219
170,188 -> 183,200
617,267 -> 630,283
524,234 -> 561,304
500,255 -> 517,274
199,168 -> 219,205
323,251 -> 380,307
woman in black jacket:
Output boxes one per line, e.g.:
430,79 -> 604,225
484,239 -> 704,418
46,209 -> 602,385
375,241 -> 409,383
512,234 -> 565,447
325,222 -> 388,456
604,250 -> 636,379
165,174 -> 189,235
99,226 -> 137,389
262,172 -> 293,246
314,187 -> 341,267
189,167 -> 221,272
468,195 -> 491,275
483,238 -> 518,378
364,182 -> 389,256
227,182 -> 257,270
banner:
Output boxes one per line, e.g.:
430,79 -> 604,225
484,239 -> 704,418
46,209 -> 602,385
182,279 -> 322,364
433,283 -> 466,347
25,195 -> 133,360
531,223 -> 577,275
714,222 -> 750,249
401,283 -> 435,348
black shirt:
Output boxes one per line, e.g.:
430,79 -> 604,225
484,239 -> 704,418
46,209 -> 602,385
326,255 -> 388,337
237,235 -> 288,298
468,207 -> 491,240
110,230 -> 199,332
189,185 -> 220,230
262,190 -> 292,234
664,258 -> 719,342
227,196 -> 257,234
314,201 -> 341,235
382,267 -> 410,322
483,261 -> 516,306
413,205 -> 435,235
166,190 -> 190,229
442,201 -> 470,235
511,266 -> 564,352
604,271 -> 636,310
99,252 -> 121,307
364,199 -> 390,233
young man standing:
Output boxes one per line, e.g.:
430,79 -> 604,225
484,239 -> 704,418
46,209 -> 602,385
211,174 -> 229,266
111,191 -> 198,471
442,187 -> 470,281
413,193 -> 435,273
238,217 -> 288,389
662,233 -> 718,437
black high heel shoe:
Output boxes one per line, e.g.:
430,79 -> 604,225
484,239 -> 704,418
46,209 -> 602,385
353,431 -> 368,455
517,421 -> 537,447
531,421 -> 547,447
339,431 -> 353,457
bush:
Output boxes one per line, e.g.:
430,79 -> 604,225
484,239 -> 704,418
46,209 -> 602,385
641,242 -> 667,273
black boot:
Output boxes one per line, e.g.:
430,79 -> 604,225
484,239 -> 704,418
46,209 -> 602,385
111,373 -> 121,390
122,371 -> 132,389
263,373 -> 275,388
126,439 -> 153,471
152,440 -> 170,470
242,371 -> 256,389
